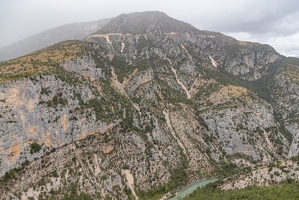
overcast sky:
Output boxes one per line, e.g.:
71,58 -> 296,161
1,0 -> 299,57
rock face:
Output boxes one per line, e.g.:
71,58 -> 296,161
269,58 -> 299,158
0,74 -> 117,175
0,11 -> 298,200
221,160 -> 299,190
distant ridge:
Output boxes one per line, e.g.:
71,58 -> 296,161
0,18 -> 111,61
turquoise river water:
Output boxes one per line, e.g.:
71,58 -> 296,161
169,179 -> 218,200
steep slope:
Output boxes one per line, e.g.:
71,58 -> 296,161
89,11 -> 280,81
0,11 -> 298,200
269,57 -> 299,157
0,18 -> 111,61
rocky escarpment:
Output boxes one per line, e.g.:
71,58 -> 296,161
269,58 -> 299,158
0,11 -> 298,200
0,74 -> 117,176
221,159 -> 299,190
200,89 -> 289,161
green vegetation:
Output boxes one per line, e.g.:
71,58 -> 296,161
61,190 -> 93,200
185,181 -> 299,200
273,111 -> 293,143
52,64 -> 85,86
87,97 -> 113,121
0,40 -> 86,83
110,56 -> 129,83
73,92 -> 84,106
47,183 -> 93,200
137,150 -> 188,199
40,87 -> 51,96
194,81 -> 221,99
2,169 -> 16,182
156,77 -> 192,105
86,81 -> 134,127
204,67 -> 273,102
44,92 -> 68,107
0,72 -> 39,82
30,142 -> 41,154
136,35 -> 154,52
109,56 -> 150,83
101,82 -> 135,130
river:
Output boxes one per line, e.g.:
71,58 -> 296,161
169,179 -> 218,200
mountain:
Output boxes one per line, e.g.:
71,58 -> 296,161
0,11 -> 299,200
0,18 -> 111,61
95,11 -> 218,36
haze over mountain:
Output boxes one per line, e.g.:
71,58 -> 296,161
0,11 -> 299,200
0,18 -> 111,61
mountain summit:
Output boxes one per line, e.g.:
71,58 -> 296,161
96,11 -> 219,36
97,11 -> 196,35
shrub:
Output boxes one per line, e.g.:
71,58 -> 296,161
30,142 -> 41,154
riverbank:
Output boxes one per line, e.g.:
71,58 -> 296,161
169,179 -> 218,200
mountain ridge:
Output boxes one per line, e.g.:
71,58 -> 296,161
0,18 -> 111,61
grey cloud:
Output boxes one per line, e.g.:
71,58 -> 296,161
187,0 -> 299,36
